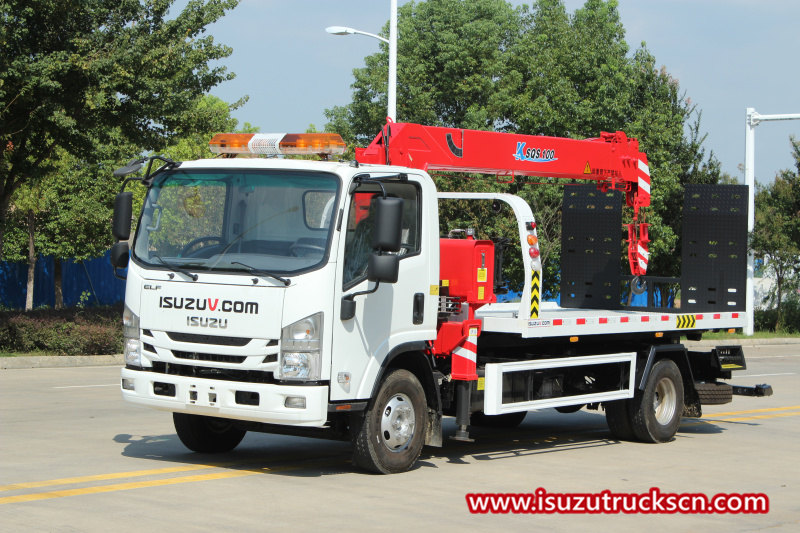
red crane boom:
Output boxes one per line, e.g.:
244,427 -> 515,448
356,122 -> 651,276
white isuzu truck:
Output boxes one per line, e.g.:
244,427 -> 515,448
112,123 -> 771,473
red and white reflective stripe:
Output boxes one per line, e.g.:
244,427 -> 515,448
637,243 -> 649,273
453,340 -> 477,364
452,328 -> 479,380
637,159 -> 651,203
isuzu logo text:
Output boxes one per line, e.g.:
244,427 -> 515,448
186,317 -> 228,329
158,296 -> 258,314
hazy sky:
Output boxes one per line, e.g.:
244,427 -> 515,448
193,0 -> 799,184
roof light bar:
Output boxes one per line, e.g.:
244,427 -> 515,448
208,133 -> 346,156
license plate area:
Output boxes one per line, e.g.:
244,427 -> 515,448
187,383 -> 218,407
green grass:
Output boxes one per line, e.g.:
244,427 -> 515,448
689,330 -> 800,340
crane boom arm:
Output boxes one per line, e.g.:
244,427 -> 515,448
355,122 -> 651,276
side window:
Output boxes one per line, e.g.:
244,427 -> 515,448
342,182 -> 421,288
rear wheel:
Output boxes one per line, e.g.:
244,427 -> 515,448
604,400 -> 635,440
630,359 -> 684,443
352,369 -> 427,474
173,413 -> 246,453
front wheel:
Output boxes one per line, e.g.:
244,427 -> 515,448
352,369 -> 427,474
173,413 -> 246,453
630,359 -> 684,443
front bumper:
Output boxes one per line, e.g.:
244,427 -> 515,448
121,367 -> 329,427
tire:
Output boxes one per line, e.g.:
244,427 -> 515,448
470,410 -> 527,428
604,400 -> 635,441
630,359 -> 684,443
695,382 -> 733,405
352,369 -> 428,474
173,413 -> 246,453
555,404 -> 584,414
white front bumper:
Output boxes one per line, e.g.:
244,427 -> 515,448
121,367 -> 329,427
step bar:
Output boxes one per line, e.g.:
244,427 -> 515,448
483,352 -> 637,415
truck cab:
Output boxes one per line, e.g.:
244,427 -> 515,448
118,155 -> 439,457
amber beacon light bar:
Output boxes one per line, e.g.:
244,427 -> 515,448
209,133 -> 347,156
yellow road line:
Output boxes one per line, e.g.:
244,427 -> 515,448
0,464 -> 221,492
704,405 -> 800,417
0,470 -> 257,505
704,411 -> 800,423
0,457 -> 345,505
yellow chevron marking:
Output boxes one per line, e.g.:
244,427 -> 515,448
676,314 -> 697,329
530,270 -> 540,319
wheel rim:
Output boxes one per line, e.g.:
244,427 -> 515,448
653,377 -> 677,425
380,393 -> 416,452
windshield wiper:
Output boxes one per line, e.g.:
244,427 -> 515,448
153,254 -> 199,281
230,261 -> 290,286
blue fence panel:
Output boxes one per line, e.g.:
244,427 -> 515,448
0,251 -> 125,309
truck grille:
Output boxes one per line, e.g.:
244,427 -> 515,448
172,351 -> 247,364
151,361 -> 276,384
166,331 -> 253,347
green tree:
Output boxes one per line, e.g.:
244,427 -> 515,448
326,0 -> 722,297
0,0 -> 240,259
751,137 -> 800,330
1,95 -> 246,309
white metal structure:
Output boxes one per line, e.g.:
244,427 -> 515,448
743,108 -> 800,335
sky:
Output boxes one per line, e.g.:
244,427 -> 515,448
188,0 -> 799,184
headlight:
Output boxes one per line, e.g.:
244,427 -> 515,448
124,338 -> 142,367
279,313 -> 322,381
123,305 -> 139,339
122,306 -> 141,366
279,352 -> 320,380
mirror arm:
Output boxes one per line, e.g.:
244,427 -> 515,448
118,176 -> 142,194
344,280 -> 381,302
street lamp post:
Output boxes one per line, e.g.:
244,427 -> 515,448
326,0 -> 398,122
743,108 -> 800,335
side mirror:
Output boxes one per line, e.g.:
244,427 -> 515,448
368,253 -> 399,283
110,241 -> 130,269
113,192 -> 133,241
371,196 -> 403,252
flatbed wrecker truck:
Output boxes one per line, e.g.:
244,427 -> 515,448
111,121 -> 772,473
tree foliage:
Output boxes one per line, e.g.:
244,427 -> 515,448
0,0 -> 240,258
751,137 -> 800,330
326,0 -> 722,296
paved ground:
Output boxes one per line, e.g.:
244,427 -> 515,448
1,343 -> 798,532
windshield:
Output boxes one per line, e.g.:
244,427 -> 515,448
132,169 -> 340,276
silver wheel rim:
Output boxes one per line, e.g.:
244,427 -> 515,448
653,377 -> 677,425
380,393 -> 416,452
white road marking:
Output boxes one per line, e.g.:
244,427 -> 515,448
53,384 -> 119,389
738,372 -> 796,378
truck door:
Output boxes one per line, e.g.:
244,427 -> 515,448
330,179 -> 436,401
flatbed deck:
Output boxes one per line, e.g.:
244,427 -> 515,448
476,302 -> 746,338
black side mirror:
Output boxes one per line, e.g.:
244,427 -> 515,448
113,192 -> 133,241
372,196 -> 403,252
110,241 -> 130,269
368,253 -> 399,283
